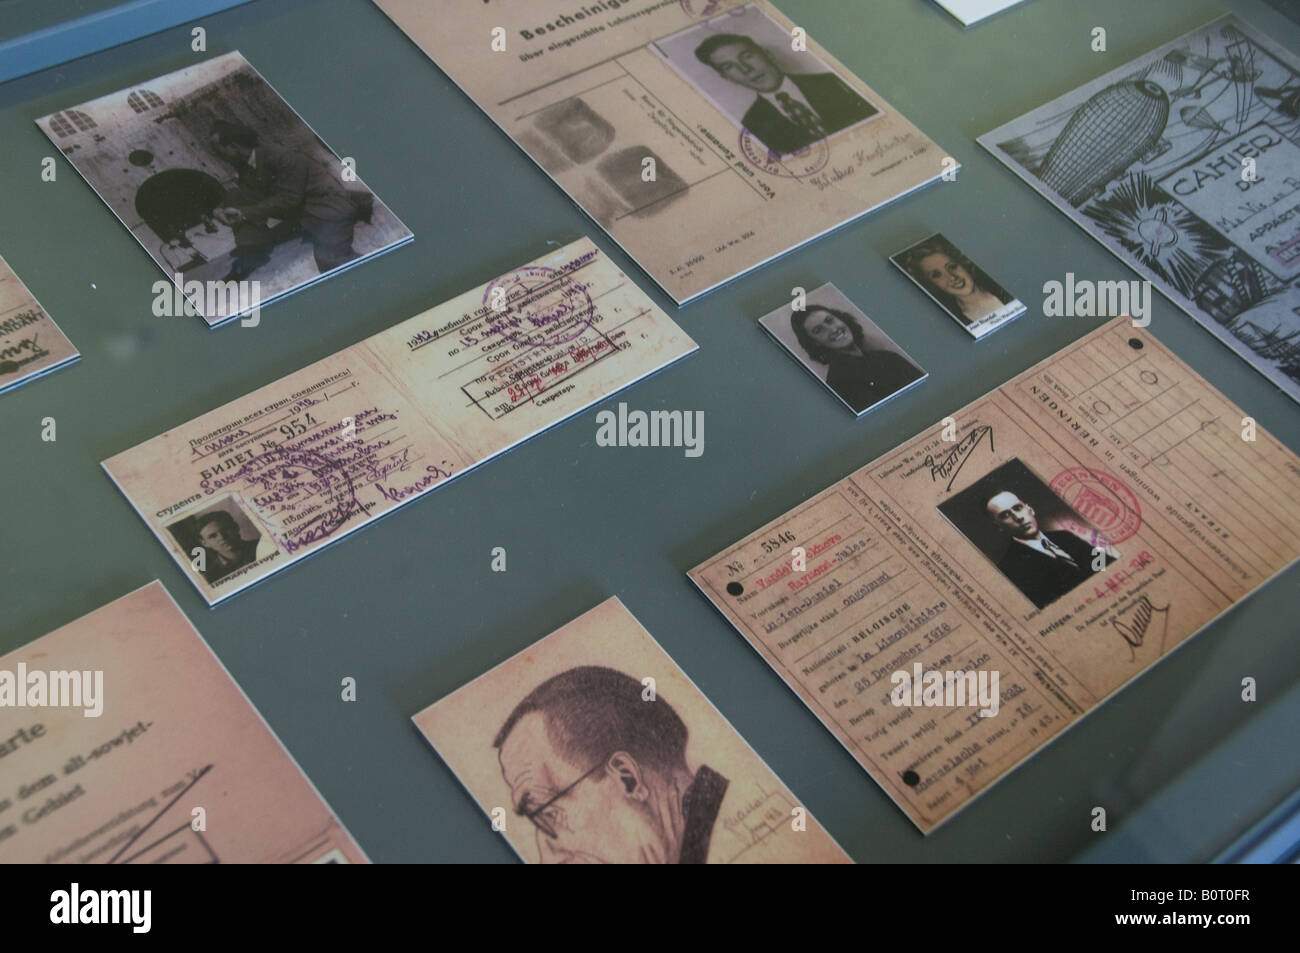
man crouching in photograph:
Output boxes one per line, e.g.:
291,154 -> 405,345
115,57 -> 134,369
208,119 -> 372,281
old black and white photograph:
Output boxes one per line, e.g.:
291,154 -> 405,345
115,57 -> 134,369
166,496 -> 277,586
759,283 -> 926,415
892,233 -> 1026,338
652,3 -> 880,156
38,52 -> 412,326
938,458 -> 1118,611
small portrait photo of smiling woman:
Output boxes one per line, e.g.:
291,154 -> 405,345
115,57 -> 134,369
759,283 -> 926,416
892,233 -> 1026,339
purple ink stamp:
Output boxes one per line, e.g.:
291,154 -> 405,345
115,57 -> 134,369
739,126 -> 830,179
482,264 -> 595,349
243,444 -> 362,554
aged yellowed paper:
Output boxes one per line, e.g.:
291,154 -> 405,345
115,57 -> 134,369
415,597 -> 852,863
0,582 -> 365,863
691,317 -> 1300,832
374,0 -> 950,302
104,237 -> 695,604
0,255 -> 78,394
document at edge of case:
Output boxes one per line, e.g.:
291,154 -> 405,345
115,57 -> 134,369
372,0 -> 951,304
413,596 -> 853,864
0,581 -> 367,863
102,237 -> 697,605
689,316 -> 1300,833
934,0 -> 1030,28
0,255 -> 79,395
979,15 -> 1300,403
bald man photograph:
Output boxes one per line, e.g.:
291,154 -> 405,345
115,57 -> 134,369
985,489 -> 1114,610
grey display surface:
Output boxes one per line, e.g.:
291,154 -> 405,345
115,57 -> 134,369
1,0 -> 1297,863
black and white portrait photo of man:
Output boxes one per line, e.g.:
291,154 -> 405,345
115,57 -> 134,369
939,459 -> 1117,611
654,5 -> 879,156
166,499 -> 272,586
493,666 -> 729,864
412,598 -> 850,864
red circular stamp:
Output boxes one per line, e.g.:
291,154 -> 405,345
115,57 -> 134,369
1049,467 -> 1142,544
738,127 -> 830,179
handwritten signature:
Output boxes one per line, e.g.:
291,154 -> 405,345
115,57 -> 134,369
1110,595 -> 1170,658
374,462 -> 455,503
925,425 -> 994,490
853,132 -> 916,165
0,333 -> 49,373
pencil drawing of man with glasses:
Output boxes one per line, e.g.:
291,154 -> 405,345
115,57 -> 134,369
493,666 -> 729,864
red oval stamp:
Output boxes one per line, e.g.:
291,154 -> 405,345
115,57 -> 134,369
738,126 -> 830,179
1049,467 -> 1142,544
